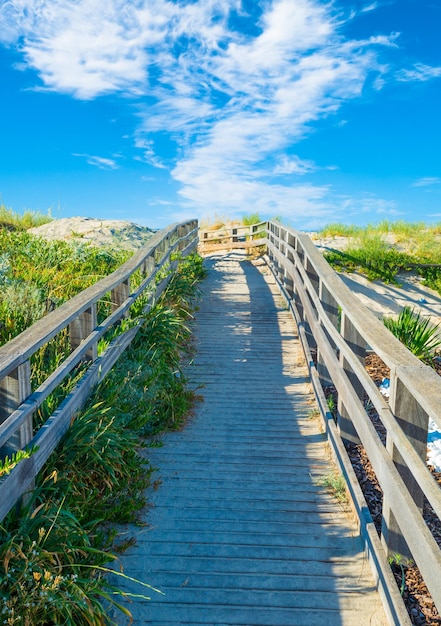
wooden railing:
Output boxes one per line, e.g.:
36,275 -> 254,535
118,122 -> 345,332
0,220 -> 198,522
198,221 -> 267,252
263,220 -> 441,617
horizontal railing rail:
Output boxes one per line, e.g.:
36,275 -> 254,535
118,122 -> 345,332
264,220 -> 441,616
0,219 -> 198,522
198,221 -> 268,252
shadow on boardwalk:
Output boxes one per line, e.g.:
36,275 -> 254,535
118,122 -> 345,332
112,252 -> 387,626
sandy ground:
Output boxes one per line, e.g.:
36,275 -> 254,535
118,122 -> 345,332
311,234 -> 441,326
28,216 -> 155,250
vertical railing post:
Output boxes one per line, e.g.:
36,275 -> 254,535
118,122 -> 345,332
284,250 -> 295,301
317,280 -> 339,389
292,240 -> 305,324
111,279 -> 130,317
0,361 -> 33,454
0,361 -> 34,505
143,254 -> 155,278
177,225 -> 186,251
337,312 -> 364,444
381,368 -> 428,559
70,304 -> 98,361
302,255 -> 318,353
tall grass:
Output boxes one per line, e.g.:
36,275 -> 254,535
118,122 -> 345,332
0,251 -> 207,625
0,204 -> 52,230
320,220 -> 441,292
0,229 -> 131,345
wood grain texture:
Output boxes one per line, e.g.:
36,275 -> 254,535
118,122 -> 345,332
112,252 -> 388,626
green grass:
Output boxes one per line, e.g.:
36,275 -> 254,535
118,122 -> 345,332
0,204 -> 53,230
319,220 -> 441,292
318,223 -> 363,238
315,471 -> 348,504
0,251 -> 207,625
0,228 -> 132,346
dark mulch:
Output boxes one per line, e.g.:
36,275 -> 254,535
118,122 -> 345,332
326,353 -> 441,625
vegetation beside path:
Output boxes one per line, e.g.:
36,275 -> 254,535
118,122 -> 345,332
0,206 -> 207,625
317,220 -> 441,292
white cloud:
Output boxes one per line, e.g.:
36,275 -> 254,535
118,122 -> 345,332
134,139 -> 167,169
73,153 -> 119,170
413,177 -> 441,188
1,0 -> 171,99
1,0 -> 431,224
273,156 -> 317,175
397,63 -> 441,82
361,2 -> 379,12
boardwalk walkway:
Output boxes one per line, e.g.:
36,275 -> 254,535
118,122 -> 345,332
115,252 -> 388,626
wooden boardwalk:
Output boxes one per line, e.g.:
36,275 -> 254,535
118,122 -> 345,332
114,252 -> 388,626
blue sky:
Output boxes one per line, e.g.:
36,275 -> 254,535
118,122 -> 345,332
0,0 -> 440,230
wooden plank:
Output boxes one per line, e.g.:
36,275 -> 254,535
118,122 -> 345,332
113,252 -> 389,626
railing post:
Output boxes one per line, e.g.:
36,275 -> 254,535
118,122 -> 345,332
70,305 -> 98,361
301,254 -> 318,354
142,254 -> 155,277
317,280 -> 339,389
111,279 -> 130,317
177,225 -> 187,251
337,312 -> 364,444
0,361 -> 33,454
381,368 -> 428,559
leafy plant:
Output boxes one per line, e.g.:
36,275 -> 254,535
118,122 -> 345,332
0,447 -> 39,478
0,495 -> 134,626
383,306 -> 441,364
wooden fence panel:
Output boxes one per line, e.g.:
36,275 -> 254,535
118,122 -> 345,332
0,220 -> 198,521
263,221 -> 441,614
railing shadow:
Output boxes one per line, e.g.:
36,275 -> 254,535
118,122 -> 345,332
114,250 -> 380,625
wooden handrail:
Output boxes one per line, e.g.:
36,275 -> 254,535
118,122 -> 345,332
198,221 -> 268,250
264,220 -> 441,614
0,219 -> 198,521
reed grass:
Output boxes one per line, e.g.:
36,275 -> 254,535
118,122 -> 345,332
0,204 -> 52,230
320,220 -> 441,292
0,250 -> 206,624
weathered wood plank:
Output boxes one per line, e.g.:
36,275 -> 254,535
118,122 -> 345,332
113,252 -> 391,626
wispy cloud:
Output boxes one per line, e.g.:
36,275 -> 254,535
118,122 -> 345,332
273,156 -> 317,175
1,0 -> 171,99
361,2 -> 379,12
73,153 -> 119,170
0,0 -> 433,225
397,63 -> 441,82
413,177 -> 441,188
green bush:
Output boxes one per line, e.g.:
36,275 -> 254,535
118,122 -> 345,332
383,306 -> 441,364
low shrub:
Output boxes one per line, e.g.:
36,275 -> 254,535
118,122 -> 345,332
383,306 -> 441,364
